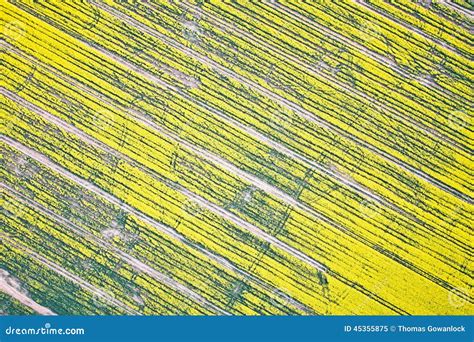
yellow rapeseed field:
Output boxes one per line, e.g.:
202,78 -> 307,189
1,0 -> 472,315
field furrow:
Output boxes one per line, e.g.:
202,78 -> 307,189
1,0 -> 472,316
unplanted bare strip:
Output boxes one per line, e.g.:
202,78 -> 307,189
1,184 -> 231,315
1,41 -> 426,237
4,75 -> 464,295
0,267 -> 56,315
0,141 -> 230,314
90,0 -> 472,204
3,65 -> 463,284
5,27 -> 460,252
1,134 -> 322,313
0,234 -> 137,315
2,0 -> 471,316
1,87 -> 329,274
3,94 -> 457,313
181,1 -> 467,154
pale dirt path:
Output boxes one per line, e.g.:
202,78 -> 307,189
437,1 -> 474,21
182,0 -> 469,154
1,88 -> 452,315
0,268 -> 56,315
0,142 -> 229,315
2,239 -> 139,315
1,137 -> 312,313
5,21 -> 470,255
90,0 -> 472,204
8,25 -> 468,256
355,0 -> 472,57
1,78 -> 313,313
1,87 -> 328,274
3,40 -> 426,233
5,42 -> 470,285
3,29 -> 470,296
2,185 -> 224,314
